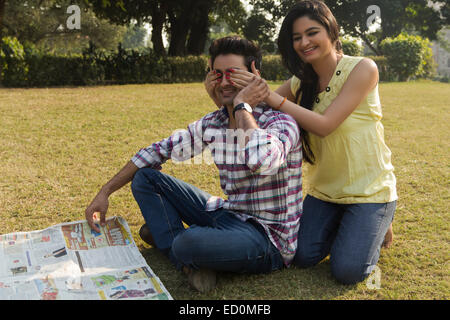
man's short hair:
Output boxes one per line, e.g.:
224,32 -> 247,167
209,36 -> 262,72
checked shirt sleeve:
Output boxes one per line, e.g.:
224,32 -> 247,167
131,117 -> 207,169
240,112 -> 300,175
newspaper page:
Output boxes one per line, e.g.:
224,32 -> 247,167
0,216 -> 173,300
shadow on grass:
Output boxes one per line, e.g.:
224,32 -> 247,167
139,246 -> 355,300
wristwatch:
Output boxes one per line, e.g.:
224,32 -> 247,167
232,102 -> 252,118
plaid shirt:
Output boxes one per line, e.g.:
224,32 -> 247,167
131,105 -> 303,265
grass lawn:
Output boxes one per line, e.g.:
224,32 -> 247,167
0,80 -> 448,300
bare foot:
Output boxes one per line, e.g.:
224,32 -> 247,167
382,223 -> 393,248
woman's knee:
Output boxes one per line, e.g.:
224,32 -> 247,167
330,256 -> 371,285
293,245 -> 324,268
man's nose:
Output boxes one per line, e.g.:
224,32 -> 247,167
220,72 -> 232,86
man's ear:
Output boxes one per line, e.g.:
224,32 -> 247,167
251,60 -> 261,76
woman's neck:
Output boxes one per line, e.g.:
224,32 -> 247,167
310,51 -> 342,91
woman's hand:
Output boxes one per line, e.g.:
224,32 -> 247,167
228,60 -> 261,90
233,76 -> 270,108
204,69 -> 222,108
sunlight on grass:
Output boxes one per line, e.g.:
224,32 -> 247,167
0,80 -> 448,299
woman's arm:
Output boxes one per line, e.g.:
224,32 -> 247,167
274,78 -> 296,102
266,58 -> 379,137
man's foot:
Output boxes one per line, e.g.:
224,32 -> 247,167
139,224 -> 156,247
183,266 -> 217,293
382,223 -> 394,249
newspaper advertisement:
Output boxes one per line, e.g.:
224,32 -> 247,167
0,216 -> 173,300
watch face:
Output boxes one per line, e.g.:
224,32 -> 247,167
233,102 -> 252,118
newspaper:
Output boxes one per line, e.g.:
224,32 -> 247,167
0,216 -> 173,300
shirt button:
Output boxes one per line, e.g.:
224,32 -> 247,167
315,97 -> 320,103
336,70 -> 341,76
326,87 -> 331,92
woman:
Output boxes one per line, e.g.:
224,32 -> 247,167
205,0 -> 396,284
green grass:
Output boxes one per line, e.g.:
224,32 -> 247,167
0,80 -> 448,299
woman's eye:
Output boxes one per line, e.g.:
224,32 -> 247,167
308,31 -> 318,37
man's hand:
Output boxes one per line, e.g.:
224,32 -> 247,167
84,161 -> 139,232
85,190 -> 109,233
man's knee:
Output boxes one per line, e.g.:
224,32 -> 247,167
330,256 -> 370,285
171,228 -> 203,265
131,167 -> 159,193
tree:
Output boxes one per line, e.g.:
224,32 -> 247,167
242,13 -> 277,53
0,0 -> 126,53
86,0 -> 247,56
329,0 -> 449,55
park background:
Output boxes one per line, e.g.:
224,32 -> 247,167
0,0 -> 448,299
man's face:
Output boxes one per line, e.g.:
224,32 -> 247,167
212,54 -> 247,107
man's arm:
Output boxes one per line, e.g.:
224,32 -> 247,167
233,77 -> 270,143
85,161 -> 138,232
85,116 -> 210,232
233,81 -> 300,175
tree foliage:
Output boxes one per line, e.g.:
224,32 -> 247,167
0,0 -> 126,53
86,0 -> 246,56
380,33 -> 435,81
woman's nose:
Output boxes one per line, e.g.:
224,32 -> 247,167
301,36 -> 310,47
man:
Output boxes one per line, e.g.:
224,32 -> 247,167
85,36 -> 302,293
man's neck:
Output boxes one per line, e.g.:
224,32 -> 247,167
226,104 -> 237,129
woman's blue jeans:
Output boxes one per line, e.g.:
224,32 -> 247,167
294,195 -> 396,284
131,168 -> 284,273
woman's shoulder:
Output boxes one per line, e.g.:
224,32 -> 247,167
343,55 -> 378,72
341,56 -> 379,92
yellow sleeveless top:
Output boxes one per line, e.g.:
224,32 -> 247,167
291,55 -> 397,203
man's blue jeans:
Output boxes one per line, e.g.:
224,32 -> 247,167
131,168 -> 284,273
294,195 -> 396,284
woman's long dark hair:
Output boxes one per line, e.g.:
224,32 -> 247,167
277,0 -> 342,164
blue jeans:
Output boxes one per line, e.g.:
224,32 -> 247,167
294,195 -> 396,284
131,168 -> 284,273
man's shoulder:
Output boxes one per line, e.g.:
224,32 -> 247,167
203,107 -> 227,121
193,107 -> 227,128
253,104 -> 298,127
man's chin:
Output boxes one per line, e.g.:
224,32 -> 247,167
219,97 -> 235,107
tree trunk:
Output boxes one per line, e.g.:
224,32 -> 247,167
167,7 -> 191,56
359,32 -> 381,56
0,0 -> 5,86
186,1 -> 212,55
150,1 -> 167,56
0,0 -> 5,38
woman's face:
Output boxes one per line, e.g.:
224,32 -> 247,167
292,16 -> 334,64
